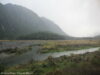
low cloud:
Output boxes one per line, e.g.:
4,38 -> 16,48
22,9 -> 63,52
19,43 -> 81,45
1,0 -> 100,37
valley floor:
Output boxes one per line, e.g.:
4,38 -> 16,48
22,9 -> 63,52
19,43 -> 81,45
2,48 -> 100,75
0,40 -> 100,75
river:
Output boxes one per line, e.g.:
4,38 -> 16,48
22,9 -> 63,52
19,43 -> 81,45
0,46 -> 99,66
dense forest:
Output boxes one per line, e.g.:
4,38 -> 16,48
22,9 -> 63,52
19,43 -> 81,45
18,32 -> 67,40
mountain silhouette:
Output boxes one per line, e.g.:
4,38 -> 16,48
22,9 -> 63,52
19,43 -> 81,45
0,3 -> 71,40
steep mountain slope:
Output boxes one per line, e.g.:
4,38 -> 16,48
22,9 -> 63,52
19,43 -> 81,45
41,17 -> 66,35
0,3 -> 70,40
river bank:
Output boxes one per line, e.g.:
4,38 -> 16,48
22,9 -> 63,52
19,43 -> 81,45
3,48 -> 100,75
0,47 -> 99,66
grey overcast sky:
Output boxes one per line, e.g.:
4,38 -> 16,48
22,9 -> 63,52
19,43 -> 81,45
1,0 -> 100,37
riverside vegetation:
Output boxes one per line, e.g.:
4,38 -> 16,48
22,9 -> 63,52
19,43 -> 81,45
40,40 -> 99,53
3,49 -> 100,75
0,45 -> 33,55
0,40 -> 100,75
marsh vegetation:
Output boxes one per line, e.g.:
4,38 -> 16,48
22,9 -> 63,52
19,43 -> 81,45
40,40 -> 99,53
4,49 -> 100,75
0,40 -> 100,75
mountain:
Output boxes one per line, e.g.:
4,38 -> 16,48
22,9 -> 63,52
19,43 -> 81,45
41,17 -> 66,35
0,3 -> 70,40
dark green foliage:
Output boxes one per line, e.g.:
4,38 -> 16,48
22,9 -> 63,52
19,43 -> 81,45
0,63 -> 5,74
18,32 -> 67,40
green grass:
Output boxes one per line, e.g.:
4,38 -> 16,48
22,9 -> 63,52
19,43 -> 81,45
39,40 -> 99,53
40,45 -> 97,53
1,40 -> 100,75
4,49 -> 100,75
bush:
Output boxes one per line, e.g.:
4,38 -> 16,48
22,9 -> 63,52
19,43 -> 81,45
0,63 -> 5,74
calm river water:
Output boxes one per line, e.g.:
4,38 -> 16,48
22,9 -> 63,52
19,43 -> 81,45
0,46 -> 99,66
